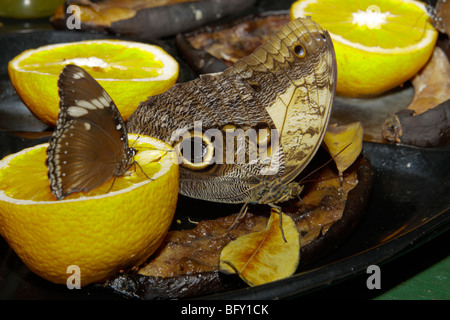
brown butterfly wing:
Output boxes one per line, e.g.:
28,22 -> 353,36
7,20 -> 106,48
431,0 -> 450,35
127,18 -> 336,204
227,18 -> 336,186
47,65 -> 132,200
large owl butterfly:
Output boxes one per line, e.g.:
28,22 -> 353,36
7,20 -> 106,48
46,64 -> 136,200
127,17 -> 337,210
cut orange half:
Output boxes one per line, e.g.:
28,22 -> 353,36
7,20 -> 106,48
0,134 -> 179,286
8,40 -> 179,125
291,0 -> 438,97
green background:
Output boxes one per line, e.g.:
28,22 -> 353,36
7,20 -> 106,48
302,230 -> 449,300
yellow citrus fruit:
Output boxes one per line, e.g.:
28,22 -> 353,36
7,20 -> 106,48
8,40 -> 179,125
0,134 -> 179,286
291,0 -> 438,97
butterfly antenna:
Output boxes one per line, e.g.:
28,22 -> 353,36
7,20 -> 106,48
299,141 -> 352,185
128,144 -> 176,181
130,135 -> 140,149
135,144 -> 175,154
130,136 -> 176,153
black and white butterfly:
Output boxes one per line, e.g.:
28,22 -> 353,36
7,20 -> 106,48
46,64 -> 136,200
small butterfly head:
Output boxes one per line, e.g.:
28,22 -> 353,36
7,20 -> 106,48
119,147 -> 137,174
128,147 -> 137,158
287,182 -> 304,200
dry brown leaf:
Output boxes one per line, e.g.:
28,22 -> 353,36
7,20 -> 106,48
323,122 -> 363,174
219,209 -> 300,286
407,46 -> 450,115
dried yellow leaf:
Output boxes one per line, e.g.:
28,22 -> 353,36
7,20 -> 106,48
323,122 -> 363,173
219,209 -> 300,286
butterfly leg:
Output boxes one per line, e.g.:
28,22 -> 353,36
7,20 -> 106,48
268,204 -> 287,243
296,194 -> 307,215
338,172 -> 344,196
105,160 -> 154,195
227,202 -> 249,231
132,160 -> 154,181
106,176 -> 118,194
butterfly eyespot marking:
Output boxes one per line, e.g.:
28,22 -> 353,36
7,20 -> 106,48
174,130 -> 214,170
294,44 -> 306,58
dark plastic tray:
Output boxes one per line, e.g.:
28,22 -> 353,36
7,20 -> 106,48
0,27 -> 448,300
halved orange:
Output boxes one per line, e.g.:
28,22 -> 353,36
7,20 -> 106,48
291,0 -> 438,97
8,40 -> 179,125
0,134 -> 179,286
